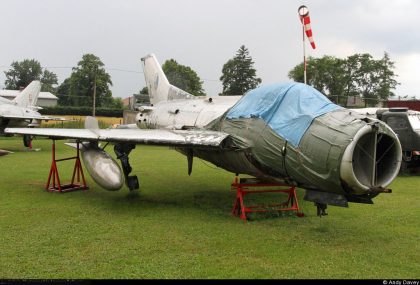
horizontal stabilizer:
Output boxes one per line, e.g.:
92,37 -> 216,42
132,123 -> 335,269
115,124 -> 139,129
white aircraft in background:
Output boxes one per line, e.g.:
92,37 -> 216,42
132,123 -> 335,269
0,81 -> 65,147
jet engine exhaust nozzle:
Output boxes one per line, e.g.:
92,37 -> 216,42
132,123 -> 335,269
340,123 -> 402,195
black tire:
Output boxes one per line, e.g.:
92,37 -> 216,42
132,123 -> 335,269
23,134 -> 32,148
399,160 -> 409,175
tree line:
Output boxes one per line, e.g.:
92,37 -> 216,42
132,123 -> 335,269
4,54 -> 121,109
288,53 -> 399,107
139,45 -> 261,97
3,46 -> 399,108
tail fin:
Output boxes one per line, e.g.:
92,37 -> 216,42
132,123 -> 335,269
12,80 -> 41,108
85,116 -> 99,130
141,54 -> 193,105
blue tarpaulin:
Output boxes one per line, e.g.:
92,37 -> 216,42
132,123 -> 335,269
226,82 -> 342,147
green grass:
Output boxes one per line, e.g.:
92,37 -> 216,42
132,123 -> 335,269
40,116 -> 122,129
0,137 -> 419,279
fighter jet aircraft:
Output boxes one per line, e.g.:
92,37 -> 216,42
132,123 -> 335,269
0,81 -> 65,147
5,54 -> 402,213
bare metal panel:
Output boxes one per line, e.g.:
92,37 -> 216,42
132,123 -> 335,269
5,128 -> 99,140
5,128 -> 230,148
81,146 -> 124,191
136,96 -> 240,130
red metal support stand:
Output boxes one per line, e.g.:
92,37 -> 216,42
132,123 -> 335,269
231,177 -> 304,221
46,140 -> 88,193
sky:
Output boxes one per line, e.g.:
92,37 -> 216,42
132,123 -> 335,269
0,0 -> 419,99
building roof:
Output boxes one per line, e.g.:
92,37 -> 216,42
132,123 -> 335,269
0,90 -> 58,100
122,97 -> 132,106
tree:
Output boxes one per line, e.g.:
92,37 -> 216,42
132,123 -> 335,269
57,78 -> 72,106
162,59 -> 205,96
288,56 -> 317,89
107,97 -> 123,109
139,86 -> 148,95
57,54 -> 114,108
341,54 -> 360,106
288,55 -> 347,104
348,53 -> 399,107
288,52 -> 399,107
369,52 -> 398,105
353,53 -> 380,106
288,56 -> 341,96
4,59 -> 58,92
40,69 -> 59,93
220,45 -> 262,95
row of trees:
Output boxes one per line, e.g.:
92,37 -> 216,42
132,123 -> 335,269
3,47 -> 399,108
140,46 -> 399,107
288,53 -> 399,106
4,54 -> 121,109
5,59 -> 58,93
139,45 -> 261,97
3,46 -> 261,109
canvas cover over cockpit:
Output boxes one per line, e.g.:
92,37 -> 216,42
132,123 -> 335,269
226,82 -> 342,147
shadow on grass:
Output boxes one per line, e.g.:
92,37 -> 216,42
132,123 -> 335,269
109,189 -> 234,213
82,186 -> 310,222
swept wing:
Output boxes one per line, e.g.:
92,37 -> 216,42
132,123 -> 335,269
5,127 -> 230,148
0,114 -> 67,121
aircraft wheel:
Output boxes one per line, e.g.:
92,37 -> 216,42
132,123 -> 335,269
23,134 -> 32,148
399,160 -> 408,175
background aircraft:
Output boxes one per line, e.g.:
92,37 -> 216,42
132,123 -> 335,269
351,107 -> 420,171
6,54 -> 402,214
0,81 -> 65,147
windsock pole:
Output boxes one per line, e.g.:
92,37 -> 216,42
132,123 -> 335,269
302,19 -> 307,85
298,5 -> 316,85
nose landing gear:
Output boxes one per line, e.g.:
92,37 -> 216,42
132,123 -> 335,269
315,203 -> 328,217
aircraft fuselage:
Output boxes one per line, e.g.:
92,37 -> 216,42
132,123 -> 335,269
136,96 -> 240,130
135,95 -> 402,207
0,104 -> 41,134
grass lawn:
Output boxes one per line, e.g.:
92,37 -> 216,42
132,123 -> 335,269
0,137 -> 419,279
40,116 -> 123,129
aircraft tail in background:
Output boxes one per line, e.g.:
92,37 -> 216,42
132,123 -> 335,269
12,80 -> 41,108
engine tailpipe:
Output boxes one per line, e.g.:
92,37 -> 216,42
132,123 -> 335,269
340,122 -> 402,195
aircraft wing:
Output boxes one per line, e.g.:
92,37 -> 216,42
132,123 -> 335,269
37,115 -> 68,121
0,114 -> 67,121
4,127 -> 230,148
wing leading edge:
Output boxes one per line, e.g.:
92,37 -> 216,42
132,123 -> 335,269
0,114 -> 67,121
4,127 -> 230,148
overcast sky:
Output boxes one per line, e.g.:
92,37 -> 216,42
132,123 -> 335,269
0,0 -> 419,98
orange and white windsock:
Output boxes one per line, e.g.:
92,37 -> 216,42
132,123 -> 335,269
298,5 -> 316,49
